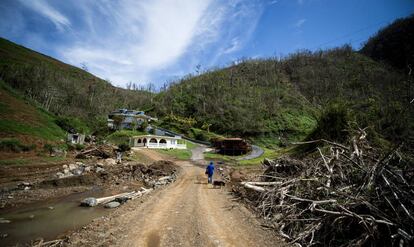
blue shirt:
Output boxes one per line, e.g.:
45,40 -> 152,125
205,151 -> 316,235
206,164 -> 214,176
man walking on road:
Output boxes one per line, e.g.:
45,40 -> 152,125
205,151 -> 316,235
206,161 -> 215,184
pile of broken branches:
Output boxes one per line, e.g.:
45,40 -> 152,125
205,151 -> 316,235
236,129 -> 413,246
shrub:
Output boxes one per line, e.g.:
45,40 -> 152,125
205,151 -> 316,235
55,116 -> 89,134
0,139 -> 35,152
75,144 -> 85,151
21,144 -> 36,151
194,131 -> 207,141
118,143 -> 131,152
43,143 -> 54,155
66,143 -> 75,151
294,102 -> 351,155
310,102 -> 350,142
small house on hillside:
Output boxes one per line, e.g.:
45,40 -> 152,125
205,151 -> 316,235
130,135 -> 186,149
212,138 -> 251,155
67,133 -> 85,145
107,109 -> 157,130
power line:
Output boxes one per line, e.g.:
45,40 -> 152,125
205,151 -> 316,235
311,11 -> 414,50
311,20 -> 389,50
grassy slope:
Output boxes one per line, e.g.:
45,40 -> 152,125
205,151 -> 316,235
155,46 -> 409,149
0,37 -> 153,126
155,148 -> 192,160
154,60 -> 318,146
0,80 -> 65,144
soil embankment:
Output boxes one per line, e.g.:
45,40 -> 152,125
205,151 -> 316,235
0,149 -> 178,246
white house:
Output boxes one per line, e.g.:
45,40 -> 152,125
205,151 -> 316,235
130,135 -> 187,149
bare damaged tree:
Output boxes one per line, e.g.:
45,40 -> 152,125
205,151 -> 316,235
234,129 -> 413,246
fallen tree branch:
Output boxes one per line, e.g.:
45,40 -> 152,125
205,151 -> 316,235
241,182 -> 267,192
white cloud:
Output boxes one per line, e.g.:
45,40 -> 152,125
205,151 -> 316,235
208,0 -> 264,65
13,0 -> 264,87
60,0 -> 219,86
18,0 -> 71,31
295,18 -> 307,28
222,37 -> 242,54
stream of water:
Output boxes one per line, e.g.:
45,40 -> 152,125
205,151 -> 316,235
0,189 -> 108,246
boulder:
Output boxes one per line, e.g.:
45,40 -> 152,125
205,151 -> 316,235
96,167 -> 105,173
63,168 -> 70,174
75,161 -> 84,166
72,168 -> 83,176
104,201 -> 121,208
68,163 -> 77,171
62,164 -> 68,169
80,197 -> 98,207
104,158 -> 116,166
84,166 -> 91,172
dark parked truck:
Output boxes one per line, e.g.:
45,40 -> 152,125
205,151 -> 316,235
211,138 -> 251,156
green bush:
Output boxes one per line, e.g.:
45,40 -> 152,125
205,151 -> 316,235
55,116 -> 89,134
66,143 -> 75,151
194,131 -> 207,141
137,121 -> 148,131
75,143 -> 85,151
43,143 -> 54,155
293,102 -> 351,155
0,139 -> 35,152
118,143 -> 131,152
309,102 -> 350,142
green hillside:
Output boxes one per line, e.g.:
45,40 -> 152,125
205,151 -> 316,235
361,14 -> 414,71
0,80 -> 65,145
0,15 -> 412,151
154,45 -> 411,148
0,37 -> 153,128
154,59 -> 318,145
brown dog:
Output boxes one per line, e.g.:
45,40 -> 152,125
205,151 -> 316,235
212,180 -> 226,188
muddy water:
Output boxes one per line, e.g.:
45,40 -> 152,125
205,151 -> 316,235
0,189 -> 108,246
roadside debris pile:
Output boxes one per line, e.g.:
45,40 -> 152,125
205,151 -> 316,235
234,129 -> 413,246
80,160 -> 177,209
99,160 -> 178,187
1,159 -> 177,211
143,160 -> 178,187
75,144 -> 116,159
51,160 -> 177,186
55,162 -> 99,179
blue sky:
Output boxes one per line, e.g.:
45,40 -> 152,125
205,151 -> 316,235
0,0 -> 413,88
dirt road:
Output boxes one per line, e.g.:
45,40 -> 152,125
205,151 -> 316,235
68,149 -> 283,246
120,160 -> 281,247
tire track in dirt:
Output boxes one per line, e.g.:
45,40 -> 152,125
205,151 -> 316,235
120,159 -> 283,247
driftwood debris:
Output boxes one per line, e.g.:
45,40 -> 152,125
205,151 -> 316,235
235,129 -> 414,246
31,239 -> 64,247
76,145 -> 114,159
81,187 -> 152,207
